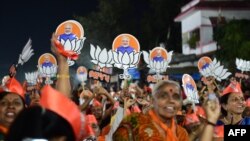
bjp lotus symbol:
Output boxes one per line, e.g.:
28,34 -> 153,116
37,53 -> 57,84
25,71 -> 38,86
112,33 -> 141,79
198,57 -> 231,81
55,20 -> 86,66
143,47 -> 173,80
90,44 -> 114,68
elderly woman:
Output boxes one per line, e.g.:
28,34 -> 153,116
0,77 -> 26,139
113,80 -> 189,141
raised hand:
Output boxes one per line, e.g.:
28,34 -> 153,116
204,96 -> 220,124
9,64 -> 17,78
50,33 -> 62,57
124,98 -> 136,109
80,90 -> 94,100
136,99 -> 149,106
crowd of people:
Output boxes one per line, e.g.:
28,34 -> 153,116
0,33 -> 250,141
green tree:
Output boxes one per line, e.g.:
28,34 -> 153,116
214,19 -> 250,71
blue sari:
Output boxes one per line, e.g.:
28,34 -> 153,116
217,117 -> 250,125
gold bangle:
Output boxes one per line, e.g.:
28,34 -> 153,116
57,74 -> 70,79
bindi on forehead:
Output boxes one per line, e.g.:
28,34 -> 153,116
169,88 -> 173,92
164,86 -> 179,94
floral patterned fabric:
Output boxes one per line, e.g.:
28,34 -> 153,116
113,111 -> 189,141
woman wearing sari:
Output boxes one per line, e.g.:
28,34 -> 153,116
113,80 -> 189,141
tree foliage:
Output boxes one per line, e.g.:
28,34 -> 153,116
214,19 -> 250,70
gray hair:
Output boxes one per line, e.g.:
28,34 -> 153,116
152,80 -> 181,96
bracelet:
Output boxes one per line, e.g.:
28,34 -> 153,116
57,74 -> 70,79
206,119 -> 216,126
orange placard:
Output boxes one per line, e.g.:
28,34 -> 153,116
55,20 -> 84,38
182,74 -> 197,99
38,53 -> 57,66
150,47 -> 168,60
197,56 -> 212,71
112,33 -> 140,52
182,74 -> 197,91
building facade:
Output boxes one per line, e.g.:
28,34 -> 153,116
175,0 -> 250,56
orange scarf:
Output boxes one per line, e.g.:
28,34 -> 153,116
148,110 -> 178,141
0,125 -> 8,135
97,136 -> 105,141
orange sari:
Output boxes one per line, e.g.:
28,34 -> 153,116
148,110 -> 178,141
0,125 -> 8,140
148,110 -> 189,141
0,125 -> 7,135
113,110 -> 189,141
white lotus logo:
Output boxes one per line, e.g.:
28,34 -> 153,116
76,74 -> 87,83
200,58 -> 231,81
60,38 -> 86,66
112,51 -> 141,69
112,51 -> 141,79
236,58 -> 250,72
142,50 -> 173,74
90,44 -> 114,68
38,65 -> 57,84
25,71 -> 38,85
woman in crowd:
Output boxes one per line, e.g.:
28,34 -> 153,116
6,85 -> 84,141
219,81 -> 250,125
90,86 -> 115,130
113,80 -> 189,141
6,106 -> 75,141
0,77 -> 26,140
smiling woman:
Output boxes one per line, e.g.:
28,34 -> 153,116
113,80 -> 189,141
152,80 -> 182,121
0,78 -> 26,140
0,93 -> 25,128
